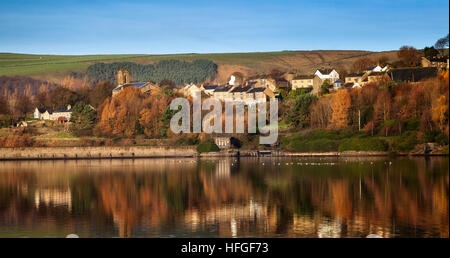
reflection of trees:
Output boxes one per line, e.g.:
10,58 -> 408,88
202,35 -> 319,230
0,157 -> 447,238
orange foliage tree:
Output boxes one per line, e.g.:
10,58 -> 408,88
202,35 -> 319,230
329,90 -> 351,129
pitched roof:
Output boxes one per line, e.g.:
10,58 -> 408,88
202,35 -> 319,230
36,108 -> 47,113
214,85 -> 233,92
388,67 -> 438,82
231,86 -> 252,93
248,87 -> 267,93
317,68 -> 334,75
293,75 -> 315,80
369,72 -> 387,76
343,82 -> 355,88
346,73 -> 365,77
114,82 -> 151,91
53,106 -> 72,113
203,85 -> 218,90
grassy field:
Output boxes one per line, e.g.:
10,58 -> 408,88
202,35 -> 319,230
0,50 -> 400,79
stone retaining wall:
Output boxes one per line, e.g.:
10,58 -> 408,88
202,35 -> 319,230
0,146 -> 197,160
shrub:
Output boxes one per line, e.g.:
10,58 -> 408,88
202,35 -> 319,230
422,131 -> 439,143
391,131 -> 419,152
404,118 -> 420,131
175,136 -> 199,146
290,138 -> 340,152
0,130 -> 34,147
197,141 -> 220,153
338,137 -> 387,152
281,131 -> 340,152
435,133 -> 449,145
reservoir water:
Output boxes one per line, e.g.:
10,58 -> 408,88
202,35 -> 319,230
0,157 -> 447,238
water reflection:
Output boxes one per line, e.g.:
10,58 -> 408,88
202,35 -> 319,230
0,157 -> 447,238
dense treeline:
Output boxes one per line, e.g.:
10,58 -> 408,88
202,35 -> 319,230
0,76 -> 58,96
86,59 -> 218,85
0,80 -> 115,128
280,71 -> 449,153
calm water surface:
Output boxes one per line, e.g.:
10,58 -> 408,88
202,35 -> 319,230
0,157 -> 448,238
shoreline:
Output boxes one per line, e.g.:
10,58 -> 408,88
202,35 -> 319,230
0,146 -> 447,161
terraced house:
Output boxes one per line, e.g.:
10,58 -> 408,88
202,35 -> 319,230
291,75 -> 314,90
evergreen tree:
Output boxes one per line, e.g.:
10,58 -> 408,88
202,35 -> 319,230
70,102 -> 96,132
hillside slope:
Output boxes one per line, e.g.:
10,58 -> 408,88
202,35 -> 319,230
0,50 -> 400,83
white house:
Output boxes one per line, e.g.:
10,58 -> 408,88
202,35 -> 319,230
34,105 -> 72,122
33,108 -> 47,120
314,69 -> 340,83
366,65 -> 389,72
181,83 -> 202,97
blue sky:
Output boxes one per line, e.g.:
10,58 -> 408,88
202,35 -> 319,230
0,0 -> 448,55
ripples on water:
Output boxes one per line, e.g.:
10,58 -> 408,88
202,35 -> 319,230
0,157 -> 447,238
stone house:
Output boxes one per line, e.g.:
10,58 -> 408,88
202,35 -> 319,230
345,73 -> 365,84
34,105 -> 72,122
112,69 -> 158,96
291,75 -> 314,90
213,85 -> 234,101
421,57 -> 449,70
201,85 -> 218,96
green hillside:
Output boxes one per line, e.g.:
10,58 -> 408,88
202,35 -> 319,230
0,50 -> 400,79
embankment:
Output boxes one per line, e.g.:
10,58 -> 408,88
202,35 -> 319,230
0,147 -> 446,161
0,146 -> 197,160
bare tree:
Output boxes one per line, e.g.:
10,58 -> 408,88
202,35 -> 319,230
397,46 -> 420,67
434,33 -> 449,49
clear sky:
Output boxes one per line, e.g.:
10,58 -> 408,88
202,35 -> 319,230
0,0 -> 448,55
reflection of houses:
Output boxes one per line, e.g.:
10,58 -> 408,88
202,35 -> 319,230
183,200 -> 266,237
33,105 -> 72,122
215,159 -> 232,179
34,188 -> 72,212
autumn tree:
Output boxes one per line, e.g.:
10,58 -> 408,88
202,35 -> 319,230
269,69 -> 284,79
0,96 -> 9,115
34,91 -> 49,109
432,95 -> 448,132
159,79 -> 176,89
397,46 -> 420,67
89,80 -> 115,108
329,90 -> 351,129
14,94 -> 33,118
310,97 -> 332,129
49,86 -> 80,110
373,89 -> 393,136
352,57 -> 376,73
377,56 -> 389,66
